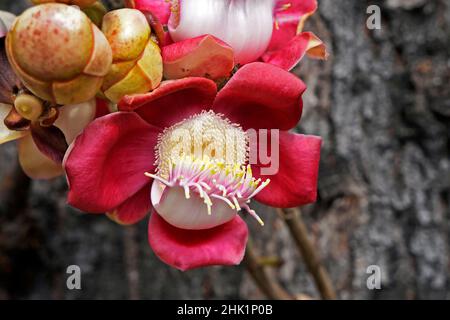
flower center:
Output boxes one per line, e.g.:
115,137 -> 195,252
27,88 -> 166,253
146,111 -> 269,230
156,110 -> 247,178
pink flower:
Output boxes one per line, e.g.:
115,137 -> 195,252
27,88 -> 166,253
126,0 -> 328,79
64,62 -> 322,270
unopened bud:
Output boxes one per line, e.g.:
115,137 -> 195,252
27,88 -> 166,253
101,9 -> 163,103
14,93 -> 44,121
6,4 -> 112,105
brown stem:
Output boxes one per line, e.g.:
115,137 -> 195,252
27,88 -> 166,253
123,226 -> 140,300
278,207 -> 337,300
243,240 -> 293,300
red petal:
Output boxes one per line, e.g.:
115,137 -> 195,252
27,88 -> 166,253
213,62 -> 305,130
253,132 -> 322,208
94,97 -> 111,118
64,112 -> 160,213
118,77 -> 217,128
270,0 -> 318,52
107,184 -> 152,225
265,1 -> 327,69
125,0 -> 172,25
142,10 -> 171,46
262,32 -> 327,71
162,35 -> 235,81
148,213 -> 248,271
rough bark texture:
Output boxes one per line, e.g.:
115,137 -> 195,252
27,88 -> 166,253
0,0 -> 449,300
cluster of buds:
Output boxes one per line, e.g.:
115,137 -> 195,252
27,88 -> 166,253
0,1 -> 164,179
4,1 -> 163,121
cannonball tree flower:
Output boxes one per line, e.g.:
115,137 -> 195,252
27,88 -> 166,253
126,0 -> 328,80
64,62 -> 322,270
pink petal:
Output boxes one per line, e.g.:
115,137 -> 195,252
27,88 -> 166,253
148,212 -> 248,271
262,32 -> 327,71
125,0 -> 172,25
144,9 -> 173,46
162,35 -> 235,81
94,98 -> 111,119
118,77 -> 217,129
270,0 -> 318,52
64,112 -> 160,213
265,1 -> 327,69
252,132 -> 322,208
213,62 -> 305,130
107,184 -> 152,225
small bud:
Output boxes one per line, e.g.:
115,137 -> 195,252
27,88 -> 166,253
101,9 -> 163,103
14,93 -> 44,121
6,4 -> 112,105
31,0 -> 97,9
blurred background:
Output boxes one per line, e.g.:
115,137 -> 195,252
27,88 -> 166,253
0,0 -> 449,299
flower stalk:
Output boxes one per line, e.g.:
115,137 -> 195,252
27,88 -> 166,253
244,240 -> 293,300
278,207 -> 336,300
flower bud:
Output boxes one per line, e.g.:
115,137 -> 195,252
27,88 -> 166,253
31,0 -> 97,8
6,4 -> 112,105
14,93 -> 44,121
101,9 -> 162,103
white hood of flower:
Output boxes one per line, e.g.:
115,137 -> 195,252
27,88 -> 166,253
169,0 -> 275,64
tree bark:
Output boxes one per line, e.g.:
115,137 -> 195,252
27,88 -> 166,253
0,0 -> 449,299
